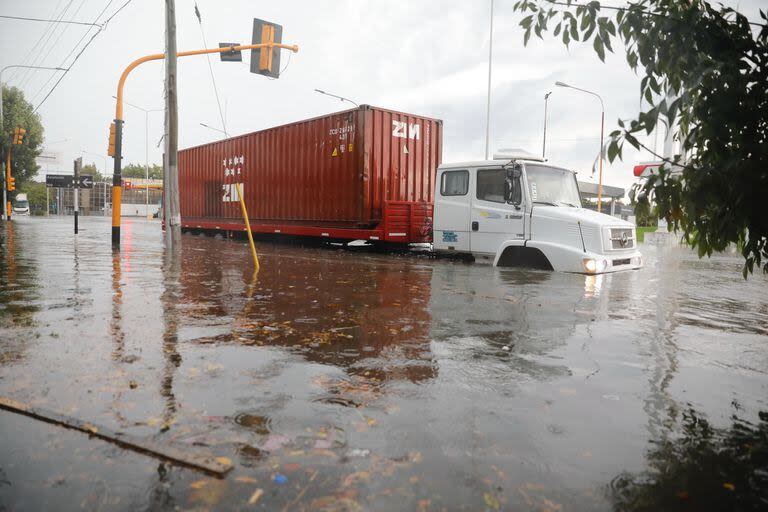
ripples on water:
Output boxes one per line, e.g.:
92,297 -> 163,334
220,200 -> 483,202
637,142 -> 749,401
1,216 -> 767,510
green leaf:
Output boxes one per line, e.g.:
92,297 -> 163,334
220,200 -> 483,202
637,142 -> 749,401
593,36 -> 606,61
607,140 -> 620,162
627,51 -> 638,69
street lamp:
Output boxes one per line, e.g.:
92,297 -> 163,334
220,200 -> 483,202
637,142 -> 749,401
542,91 -> 552,159
112,96 -> 162,219
314,89 -> 359,107
555,80 -> 605,212
200,122 -> 228,135
485,0 -> 495,160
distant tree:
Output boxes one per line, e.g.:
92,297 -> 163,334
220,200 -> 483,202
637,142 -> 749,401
81,163 -> 106,183
17,180 -> 47,214
512,0 -> 768,276
1,85 -> 45,187
122,163 -> 163,180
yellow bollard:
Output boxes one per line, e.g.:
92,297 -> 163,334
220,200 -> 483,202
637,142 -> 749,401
235,182 -> 259,271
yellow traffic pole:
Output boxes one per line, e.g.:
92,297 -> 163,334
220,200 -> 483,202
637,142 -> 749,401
5,148 -> 11,219
234,182 -> 259,271
110,41 -> 299,248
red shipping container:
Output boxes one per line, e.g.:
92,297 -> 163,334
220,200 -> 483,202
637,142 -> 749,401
177,105 -> 442,243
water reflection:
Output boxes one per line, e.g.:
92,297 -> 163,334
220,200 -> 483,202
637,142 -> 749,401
429,266 -> 608,380
110,249 -> 125,361
176,236 -> 438,385
0,221 -> 38,329
160,243 -> 182,424
610,406 -> 768,511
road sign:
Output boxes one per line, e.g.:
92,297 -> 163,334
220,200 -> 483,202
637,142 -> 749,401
78,175 -> 94,189
250,19 -> 282,78
46,174 -> 73,188
219,42 -> 242,62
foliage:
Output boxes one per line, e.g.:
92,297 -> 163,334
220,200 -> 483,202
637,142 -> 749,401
635,226 -> 657,243
513,0 -> 768,275
17,180 -> 47,214
1,85 -> 45,187
122,163 -> 163,180
630,193 -> 658,227
81,163 -> 106,183
610,408 -> 768,511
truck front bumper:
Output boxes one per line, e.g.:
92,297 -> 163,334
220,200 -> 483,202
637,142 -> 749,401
581,251 -> 643,274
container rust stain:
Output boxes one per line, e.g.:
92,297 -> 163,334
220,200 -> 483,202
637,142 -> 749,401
177,105 -> 442,243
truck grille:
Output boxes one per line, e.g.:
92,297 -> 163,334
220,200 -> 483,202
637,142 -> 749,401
609,228 -> 635,250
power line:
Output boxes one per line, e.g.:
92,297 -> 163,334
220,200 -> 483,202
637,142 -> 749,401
28,0 -> 92,103
14,0 -> 75,87
34,0 -> 134,113
194,2 -> 228,136
0,14 -> 102,26
3,0 -> 65,83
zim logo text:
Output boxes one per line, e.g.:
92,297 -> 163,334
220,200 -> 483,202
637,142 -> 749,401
392,120 -> 420,140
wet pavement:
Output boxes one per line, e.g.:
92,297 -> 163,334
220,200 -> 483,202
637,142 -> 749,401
1,216 -> 767,511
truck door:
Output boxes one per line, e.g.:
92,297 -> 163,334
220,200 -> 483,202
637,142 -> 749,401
433,168 -> 471,252
470,167 -> 525,255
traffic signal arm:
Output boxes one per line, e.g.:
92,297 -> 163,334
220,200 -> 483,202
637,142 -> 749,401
114,42 -> 299,120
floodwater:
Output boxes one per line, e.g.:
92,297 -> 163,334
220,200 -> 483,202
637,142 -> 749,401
1,216 -> 766,511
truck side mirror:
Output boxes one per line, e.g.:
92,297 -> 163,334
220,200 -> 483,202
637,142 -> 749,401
506,165 -> 523,207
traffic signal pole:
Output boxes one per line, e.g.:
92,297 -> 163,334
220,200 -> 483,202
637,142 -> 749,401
110,41 -> 299,248
4,148 -> 10,220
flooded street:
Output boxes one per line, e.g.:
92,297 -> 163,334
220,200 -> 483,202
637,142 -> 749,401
1,216 -> 767,511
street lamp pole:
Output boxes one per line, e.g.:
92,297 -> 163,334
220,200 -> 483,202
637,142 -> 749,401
485,0 -> 494,160
314,89 -> 359,107
1,65 -> 67,220
114,96 -> 162,219
200,122 -> 228,135
543,91 -> 552,159
555,81 -> 605,212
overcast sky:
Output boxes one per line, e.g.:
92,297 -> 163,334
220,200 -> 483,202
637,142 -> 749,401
1,0 -> 763,195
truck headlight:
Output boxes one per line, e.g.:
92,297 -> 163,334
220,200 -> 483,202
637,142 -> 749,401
583,258 -> 607,273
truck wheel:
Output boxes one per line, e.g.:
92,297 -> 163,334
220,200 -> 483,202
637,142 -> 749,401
497,246 -> 553,270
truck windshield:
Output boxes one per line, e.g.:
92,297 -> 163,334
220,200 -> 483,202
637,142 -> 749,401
15,200 -> 29,208
525,165 -> 581,207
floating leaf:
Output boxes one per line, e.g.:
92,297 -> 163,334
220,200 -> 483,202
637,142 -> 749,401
484,492 -> 500,510
247,488 -> 264,505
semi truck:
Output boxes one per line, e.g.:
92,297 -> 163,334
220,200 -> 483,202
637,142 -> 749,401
177,106 -> 641,274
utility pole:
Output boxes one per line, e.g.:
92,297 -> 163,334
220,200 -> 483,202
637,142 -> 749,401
542,91 -> 552,159
164,0 -> 181,248
74,157 -> 81,234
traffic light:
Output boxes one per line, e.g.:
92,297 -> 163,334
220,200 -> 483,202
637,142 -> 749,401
108,122 -> 116,156
8,176 -> 16,191
12,127 -> 26,145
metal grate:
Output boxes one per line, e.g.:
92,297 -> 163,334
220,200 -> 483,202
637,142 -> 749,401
609,228 -> 635,250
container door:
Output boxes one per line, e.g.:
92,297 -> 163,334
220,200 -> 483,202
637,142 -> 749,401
433,168 -> 471,252
470,167 -> 525,255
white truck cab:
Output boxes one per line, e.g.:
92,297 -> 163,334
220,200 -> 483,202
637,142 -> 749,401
433,153 -> 642,274
13,193 -> 30,215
